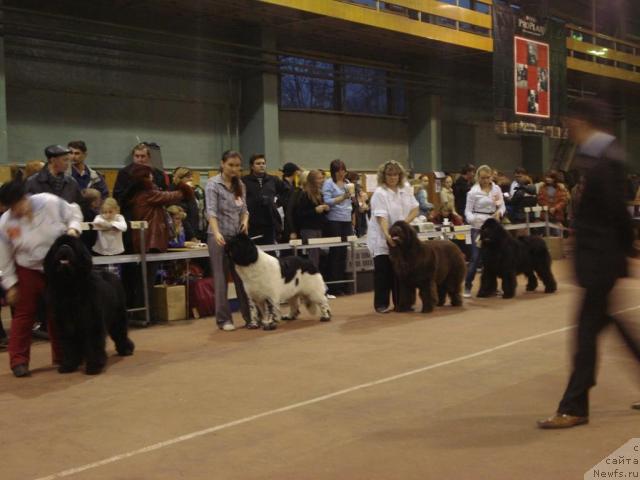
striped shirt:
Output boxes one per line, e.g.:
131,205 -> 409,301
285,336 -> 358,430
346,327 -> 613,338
205,174 -> 248,239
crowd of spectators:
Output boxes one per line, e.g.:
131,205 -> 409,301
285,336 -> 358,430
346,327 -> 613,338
1,137 -> 639,358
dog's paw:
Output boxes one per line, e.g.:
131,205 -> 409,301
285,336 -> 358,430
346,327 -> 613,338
85,364 -> 104,375
281,314 -> 297,321
525,285 -> 537,292
116,340 -> 135,356
262,323 -> 277,331
58,364 -> 78,374
476,290 -> 493,298
420,306 -> 434,314
544,286 -> 557,293
320,315 -> 331,322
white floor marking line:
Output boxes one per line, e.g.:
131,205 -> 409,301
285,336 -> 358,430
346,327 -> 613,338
34,304 -> 640,480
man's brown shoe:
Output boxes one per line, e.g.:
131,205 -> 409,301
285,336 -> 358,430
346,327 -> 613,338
537,414 -> 589,429
631,402 -> 640,410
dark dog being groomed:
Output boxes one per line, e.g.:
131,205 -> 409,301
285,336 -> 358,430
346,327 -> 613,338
388,221 -> 466,313
44,235 -> 134,374
477,218 -> 557,299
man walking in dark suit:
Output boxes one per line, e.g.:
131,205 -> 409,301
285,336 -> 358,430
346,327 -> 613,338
538,99 -> 639,429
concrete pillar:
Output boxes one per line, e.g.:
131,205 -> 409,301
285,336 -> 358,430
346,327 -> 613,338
0,2 -> 9,165
239,28 -> 280,168
408,92 -> 441,173
521,135 -> 552,176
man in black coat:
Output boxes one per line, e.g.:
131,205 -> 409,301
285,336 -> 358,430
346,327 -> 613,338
26,145 -> 83,205
278,162 -> 301,243
242,154 -> 286,246
113,143 -> 167,205
452,164 -> 475,220
538,99 -> 639,429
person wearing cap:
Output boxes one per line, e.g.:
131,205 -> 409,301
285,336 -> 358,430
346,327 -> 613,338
537,98 -> 639,429
0,180 -> 83,377
242,154 -> 287,246
25,145 -> 82,205
279,161 -> 301,243
67,140 -> 109,198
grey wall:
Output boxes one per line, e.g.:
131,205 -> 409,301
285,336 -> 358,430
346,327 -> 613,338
279,111 -> 408,172
4,11 -> 239,169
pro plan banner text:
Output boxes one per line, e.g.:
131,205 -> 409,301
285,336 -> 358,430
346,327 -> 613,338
493,2 -> 566,126
514,36 -> 549,118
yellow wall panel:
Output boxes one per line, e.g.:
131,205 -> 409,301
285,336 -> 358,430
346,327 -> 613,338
259,0 -> 493,52
567,57 -> 640,84
567,38 -> 640,68
386,0 -> 491,29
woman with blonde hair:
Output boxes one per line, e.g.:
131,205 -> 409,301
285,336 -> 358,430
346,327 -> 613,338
367,160 -> 419,313
439,175 -> 459,216
292,170 -> 330,268
464,164 -> 506,298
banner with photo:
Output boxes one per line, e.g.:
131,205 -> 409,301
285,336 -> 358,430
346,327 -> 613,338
493,2 -> 566,128
514,36 -> 549,118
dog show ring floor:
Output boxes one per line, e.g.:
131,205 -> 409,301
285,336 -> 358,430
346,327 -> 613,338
1,258 -> 640,480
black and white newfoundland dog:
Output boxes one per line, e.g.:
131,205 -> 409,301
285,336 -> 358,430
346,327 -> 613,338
477,218 -> 557,299
225,233 -> 331,330
44,234 -> 135,374
388,221 -> 466,313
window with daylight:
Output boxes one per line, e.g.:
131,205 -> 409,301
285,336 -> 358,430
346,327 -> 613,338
279,55 -> 407,117
280,56 -> 336,110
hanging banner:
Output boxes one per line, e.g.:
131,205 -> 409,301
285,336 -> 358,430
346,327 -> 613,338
514,36 -> 549,118
493,3 -> 566,128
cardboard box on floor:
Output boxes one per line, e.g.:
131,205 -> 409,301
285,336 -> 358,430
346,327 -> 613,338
153,285 -> 186,322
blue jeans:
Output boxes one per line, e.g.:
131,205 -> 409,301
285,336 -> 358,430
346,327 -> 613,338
464,229 -> 481,290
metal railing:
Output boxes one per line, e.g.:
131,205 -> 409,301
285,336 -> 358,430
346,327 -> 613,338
86,211 -> 565,323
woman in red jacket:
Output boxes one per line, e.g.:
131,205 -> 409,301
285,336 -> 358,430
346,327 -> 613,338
537,170 -> 569,225
120,164 -> 194,325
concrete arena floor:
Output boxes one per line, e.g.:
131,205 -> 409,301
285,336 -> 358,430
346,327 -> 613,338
1,259 -> 640,480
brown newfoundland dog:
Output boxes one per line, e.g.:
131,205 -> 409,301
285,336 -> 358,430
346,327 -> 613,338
388,221 -> 466,313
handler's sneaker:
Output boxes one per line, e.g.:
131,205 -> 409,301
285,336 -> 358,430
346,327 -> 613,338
220,322 -> 236,332
463,288 -> 472,298
12,364 -> 31,378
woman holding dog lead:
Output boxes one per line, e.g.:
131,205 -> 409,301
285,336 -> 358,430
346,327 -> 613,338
463,164 -> 506,298
205,150 -> 251,332
0,180 -> 83,377
367,161 -> 419,314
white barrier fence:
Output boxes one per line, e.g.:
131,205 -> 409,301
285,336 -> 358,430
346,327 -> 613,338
82,211 -> 566,323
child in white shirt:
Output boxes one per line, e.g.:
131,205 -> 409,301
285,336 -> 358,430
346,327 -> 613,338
92,198 -> 127,256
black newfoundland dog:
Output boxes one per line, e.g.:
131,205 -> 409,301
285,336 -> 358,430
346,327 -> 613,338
388,221 -> 466,313
477,218 -> 557,299
44,235 -> 134,374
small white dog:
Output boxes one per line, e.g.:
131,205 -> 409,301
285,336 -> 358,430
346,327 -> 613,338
225,234 -> 331,330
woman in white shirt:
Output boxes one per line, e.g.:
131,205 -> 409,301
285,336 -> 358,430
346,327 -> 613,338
367,161 -> 419,313
464,164 -> 506,297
